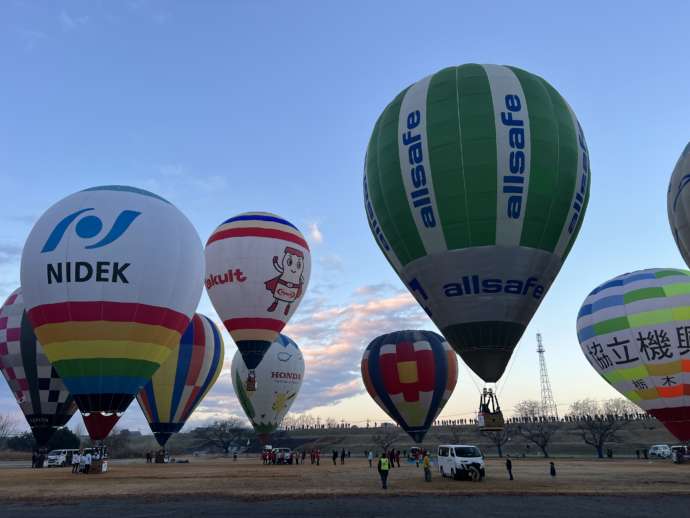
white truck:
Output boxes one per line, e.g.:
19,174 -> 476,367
437,444 -> 485,481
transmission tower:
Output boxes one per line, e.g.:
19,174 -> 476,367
536,333 -> 558,419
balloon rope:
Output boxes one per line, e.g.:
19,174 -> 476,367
459,357 -> 483,395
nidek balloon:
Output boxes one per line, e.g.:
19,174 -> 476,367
20,185 -> 204,440
364,64 -> 590,382
0,288 -> 77,446
137,313 -> 224,447
577,269 -> 690,442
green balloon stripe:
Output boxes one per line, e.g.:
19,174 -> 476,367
536,80 -> 579,251
592,305 -> 690,337
456,64 -> 497,246
53,358 -> 159,378
427,67 -> 471,250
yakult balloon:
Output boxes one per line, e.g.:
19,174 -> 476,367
668,142 -> 690,265
364,64 -> 590,382
0,288 -> 77,446
577,269 -> 690,442
21,186 -> 203,440
231,334 -> 304,442
205,213 -> 310,390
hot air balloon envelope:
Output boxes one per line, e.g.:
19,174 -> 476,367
206,213 -> 310,380
20,185 -> 203,440
364,64 -> 590,382
361,330 -> 458,443
231,333 -> 304,441
577,269 -> 690,442
0,288 -> 77,446
138,313 -> 224,447
668,142 -> 690,265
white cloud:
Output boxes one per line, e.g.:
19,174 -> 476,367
308,222 -> 323,244
59,10 -> 89,31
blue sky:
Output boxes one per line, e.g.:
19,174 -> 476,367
1,1 -> 689,434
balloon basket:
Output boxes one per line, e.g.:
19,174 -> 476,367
478,388 -> 504,432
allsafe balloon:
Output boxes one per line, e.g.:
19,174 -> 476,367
364,64 -> 590,382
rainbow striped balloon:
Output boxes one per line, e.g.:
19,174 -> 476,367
577,269 -> 690,441
361,330 -> 458,443
137,313 -> 224,447
20,185 -> 204,440
205,212 -> 310,376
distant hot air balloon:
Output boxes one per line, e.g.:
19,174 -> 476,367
20,185 -> 203,441
137,313 -> 224,447
231,333 -> 304,442
206,213 -> 310,390
0,288 -> 77,446
668,142 -> 690,264
577,269 -> 690,442
364,64 -> 590,387
361,330 -> 457,443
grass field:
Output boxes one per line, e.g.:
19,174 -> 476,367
1,456 -> 688,502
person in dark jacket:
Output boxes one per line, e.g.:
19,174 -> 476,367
332,450 -> 338,465
550,461 -> 556,477
340,448 -> 346,465
506,456 -> 514,480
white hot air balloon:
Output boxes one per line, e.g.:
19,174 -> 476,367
20,185 -> 203,440
231,333 -> 304,442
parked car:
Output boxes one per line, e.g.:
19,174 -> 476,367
671,445 -> 689,463
649,444 -> 671,458
46,449 -> 79,467
437,444 -> 485,481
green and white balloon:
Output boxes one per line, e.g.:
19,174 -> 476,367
364,64 -> 590,382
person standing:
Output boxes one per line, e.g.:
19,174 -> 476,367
367,450 -> 373,468
388,449 -> 395,469
395,450 -> 401,468
340,448 -> 346,465
72,451 -> 80,473
316,449 -> 320,466
332,450 -> 338,465
550,461 -> 556,477
423,452 -> 432,482
31,451 -> 37,469
377,453 -> 390,489
506,456 -> 514,480
84,451 -> 92,474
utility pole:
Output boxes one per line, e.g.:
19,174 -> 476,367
537,333 -> 558,419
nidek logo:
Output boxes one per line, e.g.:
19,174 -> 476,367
41,208 -> 141,286
41,208 -> 141,252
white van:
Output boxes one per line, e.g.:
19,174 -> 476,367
47,449 -> 79,467
649,444 -> 671,458
437,444 -> 485,481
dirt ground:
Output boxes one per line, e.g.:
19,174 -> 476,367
0,456 -> 688,503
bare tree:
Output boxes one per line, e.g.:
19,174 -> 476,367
568,398 -> 636,458
481,426 -> 514,458
514,400 -> 559,458
195,418 -> 250,455
0,414 -> 16,443
371,428 -> 400,453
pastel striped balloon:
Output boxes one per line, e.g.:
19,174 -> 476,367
205,212 -> 310,375
364,64 -> 590,383
361,330 -> 458,443
577,269 -> 690,441
137,313 -> 224,447
20,185 -> 204,440
0,288 -> 77,446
